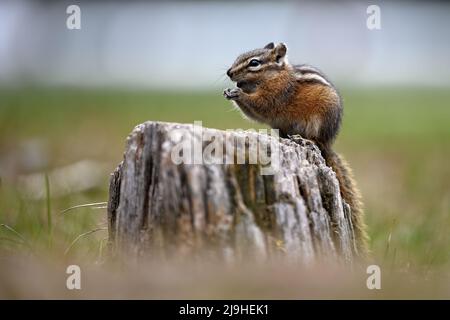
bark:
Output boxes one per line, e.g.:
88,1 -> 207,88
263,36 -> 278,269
107,121 -> 357,263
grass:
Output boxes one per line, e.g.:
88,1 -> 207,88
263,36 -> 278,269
44,172 -> 52,248
0,86 -> 449,296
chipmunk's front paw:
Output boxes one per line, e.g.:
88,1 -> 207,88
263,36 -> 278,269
223,88 -> 241,100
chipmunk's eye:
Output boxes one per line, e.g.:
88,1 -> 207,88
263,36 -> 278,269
248,59 -> 261,68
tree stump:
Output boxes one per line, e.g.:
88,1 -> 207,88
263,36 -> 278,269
107,121 -> 357,264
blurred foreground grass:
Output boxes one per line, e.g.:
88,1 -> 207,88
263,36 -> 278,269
0,87 -> 449,297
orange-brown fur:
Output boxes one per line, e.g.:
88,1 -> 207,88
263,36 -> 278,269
224,42 -> 369,257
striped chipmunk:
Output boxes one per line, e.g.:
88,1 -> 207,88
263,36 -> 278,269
223,42 -> 368,256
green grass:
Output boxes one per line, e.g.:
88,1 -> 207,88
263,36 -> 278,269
0,86 -> 449,272
44,172 -> 52,248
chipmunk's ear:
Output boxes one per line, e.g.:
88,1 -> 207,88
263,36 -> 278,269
264,42 -> 275,50
274,43 -> 287,58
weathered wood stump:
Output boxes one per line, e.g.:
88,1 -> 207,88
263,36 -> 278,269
107,121 -> 357,263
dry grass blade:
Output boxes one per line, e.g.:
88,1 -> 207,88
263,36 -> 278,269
64,228 -> 107,256
96,237 -> 109,264
0,237 -> 27,246
60,202 -> 108,215
384,218 -> 397,262
45,173 -> 52,241
0,224 -> 32,249
0,224 -> 27,243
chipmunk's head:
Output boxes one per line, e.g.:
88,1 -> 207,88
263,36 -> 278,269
226,42 -> 289,92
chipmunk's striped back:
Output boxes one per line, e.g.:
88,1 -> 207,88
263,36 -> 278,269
294,64 -> 334,88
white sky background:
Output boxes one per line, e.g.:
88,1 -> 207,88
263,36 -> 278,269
0,0 -> 449,89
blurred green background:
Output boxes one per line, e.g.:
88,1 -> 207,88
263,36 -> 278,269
1,87 -> 449,272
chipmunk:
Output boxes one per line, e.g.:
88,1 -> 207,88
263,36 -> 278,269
223,42 -> 368,256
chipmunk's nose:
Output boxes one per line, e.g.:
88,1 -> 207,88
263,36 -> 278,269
226,68 -> 233,77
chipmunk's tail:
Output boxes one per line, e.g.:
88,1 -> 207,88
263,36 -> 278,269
318,143 -> 369,257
